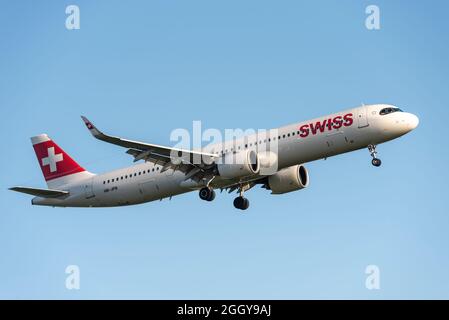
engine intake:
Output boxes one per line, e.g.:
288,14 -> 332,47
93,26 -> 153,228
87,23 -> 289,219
217,150 -> 260,179
267,164 -> 309,194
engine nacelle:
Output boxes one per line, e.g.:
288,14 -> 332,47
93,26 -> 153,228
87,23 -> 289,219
217,150 -> 260,179
267,164 -> 309,194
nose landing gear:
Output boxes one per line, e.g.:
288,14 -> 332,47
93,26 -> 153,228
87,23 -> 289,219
368,144 -> 382,167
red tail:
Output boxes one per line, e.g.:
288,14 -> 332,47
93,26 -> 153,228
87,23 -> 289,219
31,134 -> 85,182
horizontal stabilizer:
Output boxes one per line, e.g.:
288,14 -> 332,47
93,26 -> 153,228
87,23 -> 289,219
9,186 -> 69,198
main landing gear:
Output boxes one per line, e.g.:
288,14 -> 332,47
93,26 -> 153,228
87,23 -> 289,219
199,187 -> 215,201
199,184 -> 250,210
233,184 -> 250,210
233,196 -> 249,210
368,144 -> 382,167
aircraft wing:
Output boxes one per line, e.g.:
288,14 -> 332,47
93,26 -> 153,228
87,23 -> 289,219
9,186 -> 69,198
81,116 -> 219,179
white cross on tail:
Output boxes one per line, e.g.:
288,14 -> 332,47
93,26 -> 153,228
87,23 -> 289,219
42,147 -> 63,172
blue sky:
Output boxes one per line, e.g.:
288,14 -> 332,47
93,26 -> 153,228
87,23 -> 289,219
1,0 -> 448,299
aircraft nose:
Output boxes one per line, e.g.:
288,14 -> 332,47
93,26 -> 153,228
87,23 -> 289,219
408,113 -> 419,130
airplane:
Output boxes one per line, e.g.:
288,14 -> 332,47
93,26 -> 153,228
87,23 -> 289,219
9,104 -> 418,210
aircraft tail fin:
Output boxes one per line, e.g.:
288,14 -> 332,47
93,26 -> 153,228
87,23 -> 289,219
31,134 -> 94,188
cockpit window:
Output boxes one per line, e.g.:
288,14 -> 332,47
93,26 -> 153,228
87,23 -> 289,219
379,107 -> 403,115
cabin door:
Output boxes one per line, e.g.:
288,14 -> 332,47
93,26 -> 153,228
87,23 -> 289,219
357,106 -> 369,128
84,178 -> 95,199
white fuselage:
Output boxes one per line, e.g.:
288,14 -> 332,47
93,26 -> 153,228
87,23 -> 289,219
32,104 -> 419,207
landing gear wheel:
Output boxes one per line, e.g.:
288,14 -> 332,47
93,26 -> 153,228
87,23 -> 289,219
207,190 -> 216,201
371,158 -> 382,167
233,196 -> 249,210
199,187 -> 215,201
242,198 -> 249,210
233,196 -> 243,209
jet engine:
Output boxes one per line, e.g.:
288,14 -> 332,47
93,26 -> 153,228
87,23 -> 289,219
266,164 -> 309,194
217,150 -> 260,179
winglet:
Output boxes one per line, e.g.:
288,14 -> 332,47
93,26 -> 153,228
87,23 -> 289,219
81,116 -> 102,138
